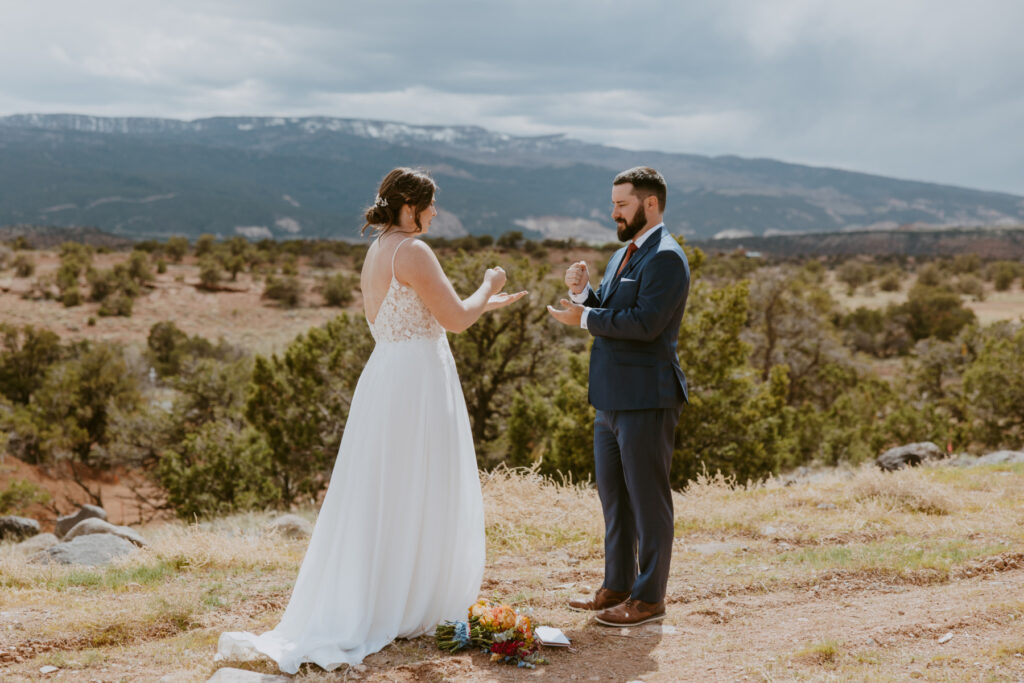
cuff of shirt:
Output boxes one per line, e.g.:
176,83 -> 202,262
568,285 -> 591,305
580,307 -> 590,330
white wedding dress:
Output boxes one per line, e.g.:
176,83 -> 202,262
217,239 -> 485,673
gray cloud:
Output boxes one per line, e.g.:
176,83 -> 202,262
1,0 -> 1022,193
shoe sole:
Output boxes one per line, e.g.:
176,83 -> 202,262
595,612 -> 666,627
567,601 -> 626,613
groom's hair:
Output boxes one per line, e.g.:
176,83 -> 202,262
613,167 -> 666,212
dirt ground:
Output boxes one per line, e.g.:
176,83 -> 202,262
2,464 -> 1023,682
0,252 -> 349,357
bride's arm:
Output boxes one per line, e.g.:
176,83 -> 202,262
398,239 -> 506,333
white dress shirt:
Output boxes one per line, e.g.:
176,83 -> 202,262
570,223 -> 663,330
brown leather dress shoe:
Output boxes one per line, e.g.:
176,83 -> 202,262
567,587 -> 630,612
595,598 -> 666,627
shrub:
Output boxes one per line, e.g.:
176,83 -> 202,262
98,292 -> 134,317
898,284 -> 976,341
61,286 -> 82,308
198,256 -> 222,291
246,314 -> 374,504
194,234 -> 215,258
878,270 -> 902,292
0,324 -> 63,404
262,275 -> 302,308
442,250 -> 568,462
963,323 -> 1024,448
165,236 -> 189,262
916,262 -> 944,287
12,254 -> 34,278
145,321 -> 241,378
157,422 -> 279,519
280,256 -> 299,276
956,274 -> 985,301
0,342 -> 139,466
836,260 -> 872,295
497,231 -> 524,249
951,253 -> 981,275
0,479 -> 51,515
126,250 -> 155,286
321,273 -> 355,307
988,261 -> 1020,291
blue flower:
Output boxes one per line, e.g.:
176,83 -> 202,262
454,620 -> 471,648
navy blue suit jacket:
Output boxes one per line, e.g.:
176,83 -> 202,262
583,226 -> 690,411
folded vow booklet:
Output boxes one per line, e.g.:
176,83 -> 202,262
535,626 -> 570,647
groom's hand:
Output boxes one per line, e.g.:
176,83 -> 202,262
565,261 -> 589,295
547,298 -> 584,326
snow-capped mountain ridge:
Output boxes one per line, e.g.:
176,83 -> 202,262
0,113 -> 571,154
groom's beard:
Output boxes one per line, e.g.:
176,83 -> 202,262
617,204 -> 647,241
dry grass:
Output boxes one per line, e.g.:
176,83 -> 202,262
2,463 -> 1023,681
481,463 -> 603,555
792,639 -> 842,667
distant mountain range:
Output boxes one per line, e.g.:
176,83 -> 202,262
1,113 -> 1022,242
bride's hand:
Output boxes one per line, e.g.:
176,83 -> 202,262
485,290 -> 528,311
483,266 -> 507,295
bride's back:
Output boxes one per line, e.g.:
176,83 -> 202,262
361,235 -> 408,323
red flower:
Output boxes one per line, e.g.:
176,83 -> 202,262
489,640 -> 520,656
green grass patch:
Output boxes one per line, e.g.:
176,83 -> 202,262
777,536 -> 1009,575
45,560 -> 180,592
793,639 -> 841,666
926,462 -> 1024,486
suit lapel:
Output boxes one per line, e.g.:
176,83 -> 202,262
601,227 -> 663,305
600,247 -> 627,305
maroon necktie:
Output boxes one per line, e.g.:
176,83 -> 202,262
616,241 -> 639,277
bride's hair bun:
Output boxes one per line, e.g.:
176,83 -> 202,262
362,168 -> 437,235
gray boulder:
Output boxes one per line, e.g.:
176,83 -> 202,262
207,668 -> 290,682
33,533 -> 136,566
64,517 -> 147,547
55,504 -> 107,538
265,514 -> 313,539
876,442 -> 944,471
17,532 -> 58,554
0,515 -> 40,542
976,450 -> 1024,465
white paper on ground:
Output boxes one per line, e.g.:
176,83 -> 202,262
535,626 -> 570,647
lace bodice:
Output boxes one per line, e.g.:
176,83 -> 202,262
367,237 -> 446,344
368,276 -> 446,343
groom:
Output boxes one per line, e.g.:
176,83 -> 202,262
548,166 -> 690,627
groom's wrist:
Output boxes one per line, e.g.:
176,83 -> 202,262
580,307 -> 590,329
569,285 -> 590,304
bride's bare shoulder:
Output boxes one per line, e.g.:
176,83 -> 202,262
399,238 -> 440,267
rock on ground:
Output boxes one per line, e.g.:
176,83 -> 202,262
0,515 -> 40,542
265,514 -> 313,539
16,532 -> 58,554
32,533 -> 137,566
875,442 -> 943,471
207,668 -> 290,682
976,450 -> 1024,465
63,517 -> 147,547
55,504 -> 107,538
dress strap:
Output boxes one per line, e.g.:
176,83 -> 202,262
391,237 -> 414,281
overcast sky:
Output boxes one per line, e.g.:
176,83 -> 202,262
2,0 -> 1022,195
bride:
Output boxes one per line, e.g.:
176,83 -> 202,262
218,168 -> 527,673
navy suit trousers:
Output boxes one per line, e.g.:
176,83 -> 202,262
594,403 -> 682,603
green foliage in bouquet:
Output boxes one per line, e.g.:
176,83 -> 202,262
435,600 -> 547,668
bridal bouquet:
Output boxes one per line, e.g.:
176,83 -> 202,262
435,599 -> 548,668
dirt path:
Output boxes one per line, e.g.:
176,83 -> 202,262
322,565 -> 1022,682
